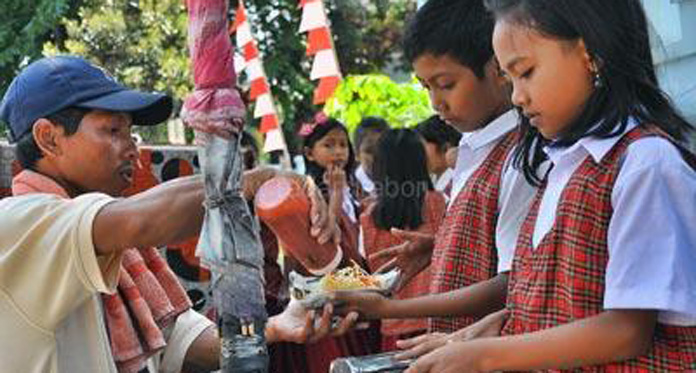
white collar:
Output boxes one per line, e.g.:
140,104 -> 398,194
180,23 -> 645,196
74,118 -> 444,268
434,168 -> 454,188
544,117 -> 639,165
459,110 -> 518,151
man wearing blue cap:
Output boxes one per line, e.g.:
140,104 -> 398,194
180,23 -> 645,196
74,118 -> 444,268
0,56 -> 348,373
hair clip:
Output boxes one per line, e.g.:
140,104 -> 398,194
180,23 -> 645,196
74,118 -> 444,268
299,112 -> 329,137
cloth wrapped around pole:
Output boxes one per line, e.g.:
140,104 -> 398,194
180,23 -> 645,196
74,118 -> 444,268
198,135 -> 268,372
182,0 -> 268,371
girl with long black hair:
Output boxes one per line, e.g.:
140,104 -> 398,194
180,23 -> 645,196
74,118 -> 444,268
404,0 -> 696,371
360,129 -> 446,351
288,114 -> 379,373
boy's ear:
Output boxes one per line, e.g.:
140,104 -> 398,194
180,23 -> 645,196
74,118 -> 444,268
303,146 -> 315,162
32,118 -> 63,158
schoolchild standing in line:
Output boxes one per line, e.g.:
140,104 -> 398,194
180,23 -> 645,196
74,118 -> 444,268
406,0 -> 696,371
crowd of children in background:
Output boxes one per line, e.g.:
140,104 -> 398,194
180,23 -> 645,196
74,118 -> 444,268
7,0 -> 692,370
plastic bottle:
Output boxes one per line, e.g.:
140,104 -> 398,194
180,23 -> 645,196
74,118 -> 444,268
254,176 -> 342,275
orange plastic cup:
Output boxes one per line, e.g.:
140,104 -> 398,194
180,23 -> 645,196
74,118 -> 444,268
255,176 -> 342,275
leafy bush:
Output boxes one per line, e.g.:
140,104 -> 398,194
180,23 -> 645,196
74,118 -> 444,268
324,74 -> 432,133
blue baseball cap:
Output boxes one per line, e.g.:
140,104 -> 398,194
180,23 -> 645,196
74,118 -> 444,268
0,56 -> 173,143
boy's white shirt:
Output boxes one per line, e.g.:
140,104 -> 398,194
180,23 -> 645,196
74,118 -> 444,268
434,167 -> 454,192
355,165 -> 375,194
449,109 -> 538,273
535,117 -> 696,326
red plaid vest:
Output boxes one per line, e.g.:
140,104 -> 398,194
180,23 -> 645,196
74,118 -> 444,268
361,191 -> 446,336
502,126 -> 696,371
429,130 -> 519,333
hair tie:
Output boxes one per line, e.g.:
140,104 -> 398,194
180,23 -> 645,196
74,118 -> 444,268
299,111 -> 329,137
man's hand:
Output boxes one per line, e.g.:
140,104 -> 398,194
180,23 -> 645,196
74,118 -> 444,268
305,176 -> 341,246
370,229 -> 435,288
394,309 -> 508,360
266,298 -> 358,344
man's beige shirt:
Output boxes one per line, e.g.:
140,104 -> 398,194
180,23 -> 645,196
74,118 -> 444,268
0,193 -> 121,373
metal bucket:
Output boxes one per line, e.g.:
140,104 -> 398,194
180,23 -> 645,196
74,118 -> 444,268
329,352 -> 413,373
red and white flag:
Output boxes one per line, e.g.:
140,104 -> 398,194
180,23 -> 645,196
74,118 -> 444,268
231,1 -> 287,152
298,0 -> 342,105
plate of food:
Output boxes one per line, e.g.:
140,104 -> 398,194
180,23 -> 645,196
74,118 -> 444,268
289,262 -> 401,309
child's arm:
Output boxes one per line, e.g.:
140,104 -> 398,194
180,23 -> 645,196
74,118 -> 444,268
395,309 -> 509,360
335,272 -> 508,320
406,309 -> 657,373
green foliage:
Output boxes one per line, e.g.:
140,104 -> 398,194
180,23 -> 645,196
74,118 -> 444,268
1,0 -> 418,145
0,0 -> 76,137
325,0 -> 413,75
43,0 -> 192,144
324,74 -> 432,133
0,0 -> 71,94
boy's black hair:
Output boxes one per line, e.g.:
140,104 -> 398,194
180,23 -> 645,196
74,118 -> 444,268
301,117 -> 358,199
15,107 -> 89,170
415,115 -> 462,151
486,0 -> 695,185
404,0 -> 495,78
371,129 -> 433,231
354,116 -> 390,153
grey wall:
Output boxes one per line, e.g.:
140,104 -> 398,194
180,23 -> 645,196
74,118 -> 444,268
644,0 -> 696,148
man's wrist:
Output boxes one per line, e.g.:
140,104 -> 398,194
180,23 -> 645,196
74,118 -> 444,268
264,317 -> 278,343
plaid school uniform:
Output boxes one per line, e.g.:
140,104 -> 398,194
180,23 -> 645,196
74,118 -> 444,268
361,191 -> 446,340
429,130 -> 518,333
502,126 -> 696,371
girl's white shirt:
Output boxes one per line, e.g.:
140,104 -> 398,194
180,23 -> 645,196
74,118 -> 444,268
534,117 -> 696,326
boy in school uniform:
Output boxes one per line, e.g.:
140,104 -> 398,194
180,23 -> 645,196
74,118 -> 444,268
337,0 -> 537,341
353,116 -> 390,195
415,115 -> 462,202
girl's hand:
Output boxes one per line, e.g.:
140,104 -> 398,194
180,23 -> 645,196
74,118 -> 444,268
305,177 -> 341,245
331,290 -> 390,319
393,332 -> 449,360
324,163 -> 347,193
404,339 -> 491,373
325,165 -> 346,224
395,309 -> 508,361
449,309 -> 508,341
370,229 -> 435,289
